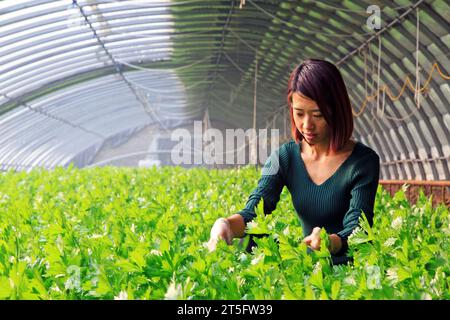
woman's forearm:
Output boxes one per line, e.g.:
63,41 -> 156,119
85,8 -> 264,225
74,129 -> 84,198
328,234 -> 342,255
226,214 -> 246,239
224,217 -> 343,254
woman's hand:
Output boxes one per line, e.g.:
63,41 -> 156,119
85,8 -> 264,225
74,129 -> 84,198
303,227 -> 322,251
303,227 -> 343,254
206,218 -> 233,252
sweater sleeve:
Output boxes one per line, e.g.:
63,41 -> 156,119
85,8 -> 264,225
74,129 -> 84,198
337,152 -> 380,242
237,144 -> 289,224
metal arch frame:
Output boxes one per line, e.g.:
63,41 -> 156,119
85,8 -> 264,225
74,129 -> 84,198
0,115 -> 68,167
37,86 -> 172,128
0,39 -> 172,74
0,0 -> 57,14
342,47 -> 428,180
34,83 -> 189,122
258,26 -> 405,178
342,58 -> 418,180
222,0 -> 373,128
0,2 -> 71,31
38,68 -> 185,97
204,0 -> 236,110
244,0 -> 448,180
0,92 -> 105,138
229,3 -> 370,105
228,1 -> 351,104
248,0 -> 448,180
0,1 -> 174,32
170,1 -> 279,125
0,108 -> 147,168
7,62 -> 107,97
0,0 -> 193,158
0,67 -> 191,168
253,4 -> 384,110
360,12 -> 449,179
0,1 -> 176,97
34,111 -> 153,167
3,2 -> 178,130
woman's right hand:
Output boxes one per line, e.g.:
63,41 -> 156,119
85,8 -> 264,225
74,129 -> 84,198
206,218 -> 233,252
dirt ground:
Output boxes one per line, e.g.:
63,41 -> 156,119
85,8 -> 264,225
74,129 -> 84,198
380,183 -> 450,208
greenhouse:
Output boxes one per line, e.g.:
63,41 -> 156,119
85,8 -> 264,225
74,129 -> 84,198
0,0 -> 448,301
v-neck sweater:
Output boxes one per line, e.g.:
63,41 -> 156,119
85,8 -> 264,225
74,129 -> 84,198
238,139 -> 380,260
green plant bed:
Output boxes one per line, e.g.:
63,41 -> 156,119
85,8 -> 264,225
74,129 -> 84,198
0,165 -> 447,300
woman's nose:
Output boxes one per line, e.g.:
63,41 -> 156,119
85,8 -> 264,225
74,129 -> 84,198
303,116 -> 314,130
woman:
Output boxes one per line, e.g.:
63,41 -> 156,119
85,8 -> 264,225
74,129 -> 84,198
208,59 -> 380,265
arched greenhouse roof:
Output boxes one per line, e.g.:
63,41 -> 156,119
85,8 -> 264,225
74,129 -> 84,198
0,0 -> 449,180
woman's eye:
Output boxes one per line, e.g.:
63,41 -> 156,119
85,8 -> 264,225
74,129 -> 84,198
297,113 -> 323,118
297,113 -> 322,118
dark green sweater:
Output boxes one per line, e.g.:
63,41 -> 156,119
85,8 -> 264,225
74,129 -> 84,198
238,139 -> 380,263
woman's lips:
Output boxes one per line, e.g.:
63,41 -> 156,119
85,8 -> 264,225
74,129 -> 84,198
303,133 -> 316,139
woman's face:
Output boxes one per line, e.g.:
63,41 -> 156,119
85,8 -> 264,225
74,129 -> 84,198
292,92 -> 330,145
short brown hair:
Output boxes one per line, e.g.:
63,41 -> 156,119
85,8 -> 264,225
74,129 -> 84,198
287,59 -> 354,152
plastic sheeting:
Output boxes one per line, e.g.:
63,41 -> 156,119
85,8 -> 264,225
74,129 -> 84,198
0,0 -> 449,179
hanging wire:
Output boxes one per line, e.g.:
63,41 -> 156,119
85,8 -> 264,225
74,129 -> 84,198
336,0 -> 426,66
317,2 -> 413,13
115,55 -> 214,72
352,62 -> 450,118
358,48 -> 450,98
107,29 -> 217,41
382,101 -> 422,122
246,0 -> 374,38
104,25 -> 260,57
414,7 -> 421,111
228,28 -> 258,53
379,85 -> 386,118
217,74 -> 237,91
127,77 -> 208,94
369,43 -> 377,94
0,91 -> 105,139
376,35 -> 382,118
127,78 -> 181,94
156,108 -> 203,118
362,50 -> 450,96
222,51 -> 246,74
359,48 -> 369,98
348,4 -> 450,120
252,56 -> 258,131
88,0 -> 210,8
263,103 -> 289,135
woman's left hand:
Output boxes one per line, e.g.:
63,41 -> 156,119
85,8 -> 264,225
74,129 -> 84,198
303,227 -> 322,251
